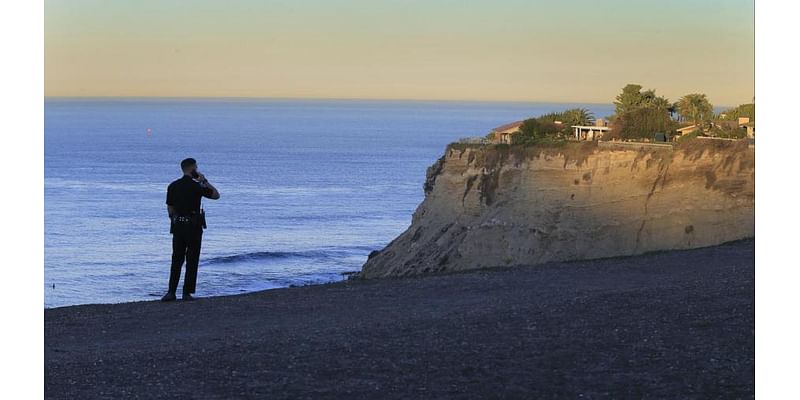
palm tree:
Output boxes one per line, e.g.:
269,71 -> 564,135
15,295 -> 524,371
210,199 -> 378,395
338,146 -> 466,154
562,108 -> 595,126
677,94 -> 713,131
648,95 -> 671,111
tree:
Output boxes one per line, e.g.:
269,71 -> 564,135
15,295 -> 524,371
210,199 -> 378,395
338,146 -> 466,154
511,118 -> 541,145
614,84 -> 644,115
614,84 -> 671,115
677,94 -> 713,129
511,118 -> 565,145
560,108 -> 595,126
536,111 -> 564,124
535,109 -> 593,126
647,95 -> 672,111
719,103 -> 755,121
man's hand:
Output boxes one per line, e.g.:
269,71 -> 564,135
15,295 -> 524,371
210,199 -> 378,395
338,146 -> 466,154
195,172 -> 207,183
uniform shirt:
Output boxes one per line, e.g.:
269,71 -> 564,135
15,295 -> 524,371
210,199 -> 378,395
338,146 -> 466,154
166,175 -> 214,215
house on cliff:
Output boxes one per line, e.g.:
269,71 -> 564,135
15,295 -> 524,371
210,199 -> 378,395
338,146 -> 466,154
745,121 -> 755,138
489,120 -> 524,144
676,117 -> 755,140
737,117 -> 755,138
571,118 -> 609,141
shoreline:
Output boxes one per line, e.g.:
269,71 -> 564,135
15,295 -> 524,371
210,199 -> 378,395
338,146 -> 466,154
44,270 -> 360,310
46,239 -> 749,311
46,239 -> 754,398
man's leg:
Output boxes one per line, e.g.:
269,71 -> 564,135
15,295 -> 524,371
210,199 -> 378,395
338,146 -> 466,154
168,231 -> 188,294
183,228 -> 203,295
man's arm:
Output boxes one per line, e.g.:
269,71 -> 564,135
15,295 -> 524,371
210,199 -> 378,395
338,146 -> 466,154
197,173 -> 220,200
202,181 -> 220,200
166,184 -> 176,219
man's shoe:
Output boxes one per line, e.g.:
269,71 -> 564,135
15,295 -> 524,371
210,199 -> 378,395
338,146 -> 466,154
161,292 -> 177,302
182,293 -> 196,301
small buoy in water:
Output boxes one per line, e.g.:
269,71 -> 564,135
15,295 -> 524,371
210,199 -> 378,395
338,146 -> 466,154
52,283 -> 55,289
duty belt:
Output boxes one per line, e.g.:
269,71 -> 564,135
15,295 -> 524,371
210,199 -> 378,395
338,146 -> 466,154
174,216 -> 194,223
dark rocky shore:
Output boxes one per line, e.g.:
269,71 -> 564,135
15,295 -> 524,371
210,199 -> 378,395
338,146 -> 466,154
45,239 -> 754,399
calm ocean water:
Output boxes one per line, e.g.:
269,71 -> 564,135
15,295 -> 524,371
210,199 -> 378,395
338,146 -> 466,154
44,98 -> 614,308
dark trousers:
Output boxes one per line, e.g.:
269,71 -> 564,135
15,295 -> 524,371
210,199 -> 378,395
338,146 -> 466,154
168,226 -> 203,294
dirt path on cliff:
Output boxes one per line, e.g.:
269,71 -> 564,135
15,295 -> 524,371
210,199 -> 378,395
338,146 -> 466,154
45,240 -> 754,399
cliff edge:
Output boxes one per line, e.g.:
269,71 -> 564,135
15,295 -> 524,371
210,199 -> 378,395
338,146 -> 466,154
361,140 -> 754,278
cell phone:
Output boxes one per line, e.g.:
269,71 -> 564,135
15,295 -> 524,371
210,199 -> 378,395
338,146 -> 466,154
191,169 -> 199,179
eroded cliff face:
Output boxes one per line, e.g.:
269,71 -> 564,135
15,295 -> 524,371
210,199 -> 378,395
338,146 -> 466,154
360,140 -> 754,278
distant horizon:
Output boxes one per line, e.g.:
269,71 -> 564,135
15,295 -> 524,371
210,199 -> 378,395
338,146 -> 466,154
40,92 -> 748,111
43,95 -> 616,104
43,95 -> 740,109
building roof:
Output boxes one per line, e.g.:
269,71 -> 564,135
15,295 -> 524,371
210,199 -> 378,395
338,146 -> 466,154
491,120 -> 524,132
676,124 -> 700,133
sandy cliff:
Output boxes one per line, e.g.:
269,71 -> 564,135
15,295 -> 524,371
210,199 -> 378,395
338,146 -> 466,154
361,140 -> 754,278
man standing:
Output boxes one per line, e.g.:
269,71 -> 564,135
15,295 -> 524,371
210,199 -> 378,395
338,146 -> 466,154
162,158 -> 220,302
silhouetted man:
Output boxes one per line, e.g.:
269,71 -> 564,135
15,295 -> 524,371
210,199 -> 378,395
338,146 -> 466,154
161,158 -> 220,302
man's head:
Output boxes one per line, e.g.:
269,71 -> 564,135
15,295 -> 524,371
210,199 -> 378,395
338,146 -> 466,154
180,158 -> 197,174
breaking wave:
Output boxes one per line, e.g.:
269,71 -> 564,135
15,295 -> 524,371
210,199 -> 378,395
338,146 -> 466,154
202,248 -> 370,265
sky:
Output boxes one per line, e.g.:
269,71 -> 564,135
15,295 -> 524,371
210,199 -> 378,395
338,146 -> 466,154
44,0 -> 755,105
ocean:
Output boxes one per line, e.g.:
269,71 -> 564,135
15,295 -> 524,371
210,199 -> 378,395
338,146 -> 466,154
44,98 -> 614,308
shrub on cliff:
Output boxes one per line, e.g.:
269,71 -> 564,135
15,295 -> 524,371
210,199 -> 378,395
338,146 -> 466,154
606,107 -> 677,141
511,119 -> 541,145
511,118 -> 567,145
458,136 -> 489,144
676,130 -> 700,143
709,124 -> 747,139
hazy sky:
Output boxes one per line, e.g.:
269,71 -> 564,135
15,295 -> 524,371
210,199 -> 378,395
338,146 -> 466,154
45,0 -> 755,105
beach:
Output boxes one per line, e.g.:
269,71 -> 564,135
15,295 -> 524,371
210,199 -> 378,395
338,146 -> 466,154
45,239 -> 754,399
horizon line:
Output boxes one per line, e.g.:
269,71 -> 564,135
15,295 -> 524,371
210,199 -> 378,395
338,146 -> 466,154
43,95 -> 740,109
43,95 -> 622,106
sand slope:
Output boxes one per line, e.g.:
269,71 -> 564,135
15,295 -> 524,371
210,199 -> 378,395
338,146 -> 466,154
45,240 -> 754,399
